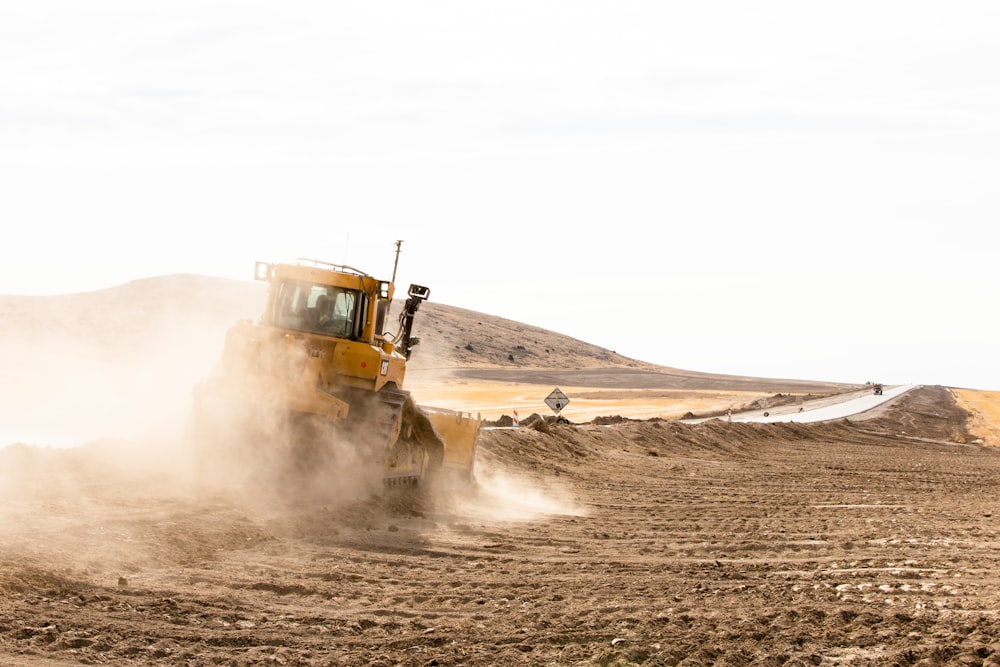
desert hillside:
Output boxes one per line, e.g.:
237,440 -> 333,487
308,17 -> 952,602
5,273 -> 997,437
3,273 -> 998,438
0,274 -> 865,386
0,274 -> 867,444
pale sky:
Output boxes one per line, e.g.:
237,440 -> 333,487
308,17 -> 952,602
2,1 -> 998,389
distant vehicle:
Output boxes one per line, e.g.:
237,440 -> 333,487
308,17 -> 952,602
873,384 -> 883,396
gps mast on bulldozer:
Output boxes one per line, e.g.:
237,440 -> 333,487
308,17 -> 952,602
193,242 -> 481,489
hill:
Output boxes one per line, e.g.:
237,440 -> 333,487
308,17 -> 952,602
0,273 -> 861,391
0,274 -> 872,444
5,272 -> 996,431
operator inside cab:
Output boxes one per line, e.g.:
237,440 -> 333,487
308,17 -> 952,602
314,288 -> 358,337
314,295 -> 333,329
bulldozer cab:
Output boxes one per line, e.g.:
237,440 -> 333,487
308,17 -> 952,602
254,258 -> 427,359
255,259 -> 391,345
272,281 -> 362,339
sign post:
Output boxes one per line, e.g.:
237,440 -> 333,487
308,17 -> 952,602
545,388 -> 570,423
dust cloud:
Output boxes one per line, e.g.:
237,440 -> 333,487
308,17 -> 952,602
188,397 -> 388,512
0,302 -> 265,571
451,464 -> 587,521
0,282 -> 576,586
0,310 -> 231,452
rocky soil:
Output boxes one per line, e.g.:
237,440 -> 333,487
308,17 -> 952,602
3,385 -> 1000,666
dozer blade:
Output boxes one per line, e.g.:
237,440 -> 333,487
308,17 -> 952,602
418,405 -> 482,484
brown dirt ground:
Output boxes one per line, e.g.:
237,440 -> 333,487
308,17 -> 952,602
4,276 -> 1000,666
4,385 -> 1000,666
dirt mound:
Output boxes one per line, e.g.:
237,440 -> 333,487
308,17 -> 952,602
860,384 -> 976,442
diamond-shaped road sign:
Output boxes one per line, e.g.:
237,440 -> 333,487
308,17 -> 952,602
545,388 -> 570,414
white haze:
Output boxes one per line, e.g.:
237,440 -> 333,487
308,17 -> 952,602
1,1 -> 998,391
0,314 -> 230,449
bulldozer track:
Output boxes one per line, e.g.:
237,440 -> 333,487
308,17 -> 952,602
338,384 -> 431,486
375,386 -> 407,456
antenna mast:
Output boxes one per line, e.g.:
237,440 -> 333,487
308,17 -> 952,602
391,240 -> 403,284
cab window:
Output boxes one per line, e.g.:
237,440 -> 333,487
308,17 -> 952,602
273,280 -> 360,338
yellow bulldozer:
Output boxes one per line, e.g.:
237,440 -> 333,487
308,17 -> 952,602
192,243 -> 481,493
